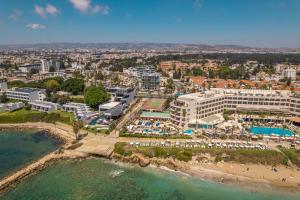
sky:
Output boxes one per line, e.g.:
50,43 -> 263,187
0,0 -> 300,48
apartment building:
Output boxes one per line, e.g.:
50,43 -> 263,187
171,88 -> 300,128
41,59 -> 61,73
282,68 -> 297,80
106,86 -> 135,107
19,63 -> 41,73
140,73 -> 160,91
6,88 -> 46,102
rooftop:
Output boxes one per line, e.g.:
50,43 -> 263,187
13,87 -> 41,93
99,101 -> 121,109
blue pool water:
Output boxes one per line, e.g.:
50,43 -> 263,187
250,126 -> 293,137
183,129 -> 193,135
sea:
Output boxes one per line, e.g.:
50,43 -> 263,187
0,129 -> 62,179
1,129 -> 300,200
1,158 -> 300,200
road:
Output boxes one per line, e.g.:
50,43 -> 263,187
108,98 -> 147,138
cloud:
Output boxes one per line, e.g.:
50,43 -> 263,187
91,4 -> 110,15
26,23 -> 46,30
35,4 -> 59,18
35,5 -> 46,17
8,9 -> 22,20
69,0 -> 110,15
194,0 -> 203,8
45,4 -> 59,16
69,0 -> 91,12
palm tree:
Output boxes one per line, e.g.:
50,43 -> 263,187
73,120 -> 83,140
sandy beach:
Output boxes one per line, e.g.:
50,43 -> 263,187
185,160 -> 300,192
112,152 -> 300,192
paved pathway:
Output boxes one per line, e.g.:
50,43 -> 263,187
109,98 -> 147,138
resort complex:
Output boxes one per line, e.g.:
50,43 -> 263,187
171,89 -> 300,129
1,4 -> 300,197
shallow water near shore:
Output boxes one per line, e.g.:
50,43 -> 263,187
0,129 -> 62,179
2,158 -> 300,200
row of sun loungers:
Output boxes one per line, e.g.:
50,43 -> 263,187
128,140 -> 268,150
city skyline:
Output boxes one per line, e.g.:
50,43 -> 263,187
0,0 -> 300,48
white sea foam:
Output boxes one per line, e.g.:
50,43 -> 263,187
109,170 -> 124,178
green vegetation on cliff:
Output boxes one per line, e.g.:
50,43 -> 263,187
0,109 -> 74,124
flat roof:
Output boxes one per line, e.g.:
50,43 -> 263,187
140,111 -> 170,119
99,101 -> 121,109
13,88 -> 40,93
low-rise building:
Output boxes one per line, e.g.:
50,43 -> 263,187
106,86 -> 135,106
0,102 -> 24,112
6,88 -> 46,102
29,101 -> 60,112
99,101 -> 124,119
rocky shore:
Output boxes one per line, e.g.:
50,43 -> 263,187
0,123 -> 84,195
111,152 -> 300,193
0,148 -> 88,195
0,122 -> 75,142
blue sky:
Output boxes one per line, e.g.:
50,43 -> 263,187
0,0 -> 300,47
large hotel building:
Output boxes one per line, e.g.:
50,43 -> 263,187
171,89 -> 300,129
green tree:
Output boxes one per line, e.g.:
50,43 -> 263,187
45,79 -> 60,93
192,67 -> 204,76
49,66 -> 56,72
63,78 -> 85,95
164,78 -> 175,94
0,93 -> 8,103
84,86 -> 110,108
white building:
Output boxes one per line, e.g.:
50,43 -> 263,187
0,102 -> 24,112
19,63 -> 41,73
6,88 -> 46,102
106,86 -> 135,106
0,82 -> 7,92
29,101 -> 60,112
99,101 -> 124,119
282,68 -> 297,80
41,59 -> 61,73
171,88 -> 300,128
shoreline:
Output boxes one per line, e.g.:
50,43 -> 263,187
0,123 -> 83,195
0,122 -> 75,144
1,123 -> 300,196
111,152 -> 300,193
1,151 -> 300,197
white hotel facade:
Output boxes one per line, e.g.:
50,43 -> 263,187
171,89 -> 300,129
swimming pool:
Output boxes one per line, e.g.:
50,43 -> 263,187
250,126 -> 294,137
183,129 -> 193,135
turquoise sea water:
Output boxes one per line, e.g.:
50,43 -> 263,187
0,129 -> 62,179
2,158 -> 300,200
250,126 -> 293,137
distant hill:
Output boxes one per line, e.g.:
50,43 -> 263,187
0,42 -> 299,53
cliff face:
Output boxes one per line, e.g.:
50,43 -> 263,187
112,153 -> 187,171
